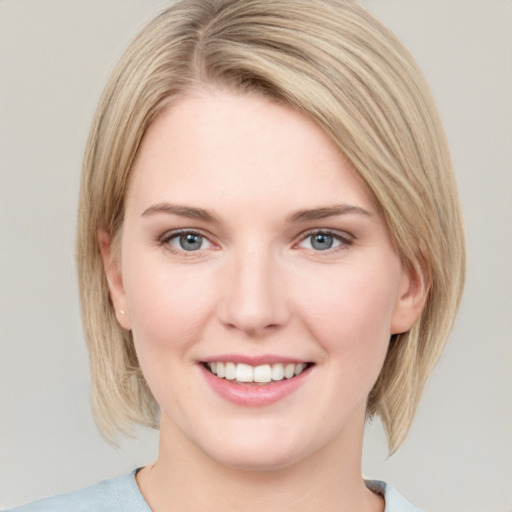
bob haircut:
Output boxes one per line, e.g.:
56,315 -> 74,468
76,0 -> 465,453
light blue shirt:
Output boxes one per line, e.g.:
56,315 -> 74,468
5,470 -> 422,511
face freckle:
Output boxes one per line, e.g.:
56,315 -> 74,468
106,90 -> 418,471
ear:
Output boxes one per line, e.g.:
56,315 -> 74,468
390,263 -> 428,335
97,228 -> 132,330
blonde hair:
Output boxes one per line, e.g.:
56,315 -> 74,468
77,0 -> 465,452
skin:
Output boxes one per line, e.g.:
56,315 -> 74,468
100,90 -> 425,511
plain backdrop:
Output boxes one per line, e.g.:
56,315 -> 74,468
1,1 -> 511,511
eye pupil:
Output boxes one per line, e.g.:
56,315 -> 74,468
311,233 -> 333,250
179,233 -> 202,251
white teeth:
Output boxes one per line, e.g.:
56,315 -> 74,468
284,363 -> 295,379
236,363 -> 253,382
253,364 -> 272,383
271,363 -> 284,381
294,363 -> 306,376
207,361 -> 308,383
225,362 -> 236,380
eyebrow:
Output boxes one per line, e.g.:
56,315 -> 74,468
141,202 -> 372,224
286,204 -> 372,223
141,203 -> 217,222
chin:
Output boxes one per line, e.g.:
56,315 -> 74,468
197,427 -> 313,472
213,448 -> 302,472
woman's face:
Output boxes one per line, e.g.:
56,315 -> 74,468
104,91 -> 421,470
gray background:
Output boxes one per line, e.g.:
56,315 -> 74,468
1,1 -> 511,510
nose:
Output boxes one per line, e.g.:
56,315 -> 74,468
218,247 -> 290,336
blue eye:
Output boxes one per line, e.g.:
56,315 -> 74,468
298,231 -> 349,251
168,232 -> 212,251
310,233 -> 336,250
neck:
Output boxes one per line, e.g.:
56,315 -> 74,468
136,412 -> 384,512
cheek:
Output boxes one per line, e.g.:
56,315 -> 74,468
295,261 -> 399,370
121,253 -> 218,374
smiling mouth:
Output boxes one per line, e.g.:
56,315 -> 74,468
203,361 -> 313,384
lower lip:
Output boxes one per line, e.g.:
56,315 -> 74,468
200,364 -> 312,407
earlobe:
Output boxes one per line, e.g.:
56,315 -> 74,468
390,264 -> 428,335
97,229 -> 132,330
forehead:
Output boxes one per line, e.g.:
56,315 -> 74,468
126,91 -> 375,218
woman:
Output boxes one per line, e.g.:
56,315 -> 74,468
7,0 -> 465,510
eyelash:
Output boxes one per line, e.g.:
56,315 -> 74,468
160,229 -> 215,257
159,228 -> 354,256
295,229 -> 354,253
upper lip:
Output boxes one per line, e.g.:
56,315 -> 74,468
200,354 -> 310,366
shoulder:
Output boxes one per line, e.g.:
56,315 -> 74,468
366,480 -> 423,512
4,470 -> 151,512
